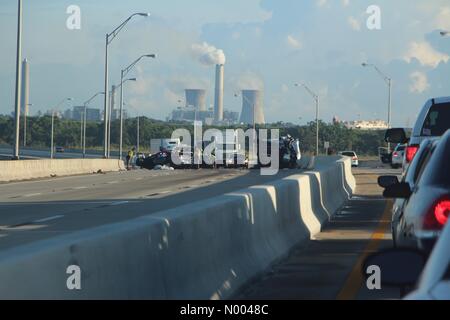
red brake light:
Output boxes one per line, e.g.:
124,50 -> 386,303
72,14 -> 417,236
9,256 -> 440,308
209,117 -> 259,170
393,152 -> 399,157
423,196 -> 450,230
405,145 -> 419,163
352,157 -> 357,160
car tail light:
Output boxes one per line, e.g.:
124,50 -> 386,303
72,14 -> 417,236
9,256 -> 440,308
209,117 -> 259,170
423,196 -> 450,230
405,145 -> 419,163
393,151 -> 399,157
352,156 -> 357,160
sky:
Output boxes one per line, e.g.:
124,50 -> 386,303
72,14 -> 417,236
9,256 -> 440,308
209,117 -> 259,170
1,0 -> 450,126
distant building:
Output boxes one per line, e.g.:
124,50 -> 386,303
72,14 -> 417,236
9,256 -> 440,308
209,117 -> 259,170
63,106 -> 102,122
344,120 -> 388,130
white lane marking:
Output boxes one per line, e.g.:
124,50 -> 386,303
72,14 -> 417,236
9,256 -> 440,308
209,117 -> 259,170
107,181 -> 119,185
110,201 -> 129,206
33,215 -> 65,223
24,193 -> 42,198
73,186 -> 88,190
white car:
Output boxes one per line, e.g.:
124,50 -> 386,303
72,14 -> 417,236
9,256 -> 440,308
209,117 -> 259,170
391,144 -> 406,169
339,151 -> 359,167
386,97 -> 450,171
405,218 -> 450,300
363,210 -> 450,300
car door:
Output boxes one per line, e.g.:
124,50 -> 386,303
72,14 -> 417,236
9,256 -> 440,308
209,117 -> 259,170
395,141 -> 437,247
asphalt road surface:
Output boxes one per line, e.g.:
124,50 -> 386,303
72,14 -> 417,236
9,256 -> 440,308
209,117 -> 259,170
234,159 -> 403,300
0,167 -> 304,251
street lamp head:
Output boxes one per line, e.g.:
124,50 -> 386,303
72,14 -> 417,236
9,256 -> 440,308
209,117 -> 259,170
440,31 -> 450,37
138,13 -> 151,17
145,54 -> 157,58
127,78 -> 137,82
362,62 -> 369,67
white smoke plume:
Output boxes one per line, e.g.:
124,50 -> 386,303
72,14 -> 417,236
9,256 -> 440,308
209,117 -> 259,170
191,42 -> 226,65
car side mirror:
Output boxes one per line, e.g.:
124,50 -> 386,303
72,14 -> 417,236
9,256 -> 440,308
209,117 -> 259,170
383,182 -> 412,199
385,128 -> 408,144
363,248 -> 426,287
378,175 -> 399,188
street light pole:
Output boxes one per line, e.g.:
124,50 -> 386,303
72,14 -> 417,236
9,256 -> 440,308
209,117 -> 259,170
137,115 -> 140,153
50,111 -> 55,159
362,62 -> 393,152
13,0 -> 23,160
119,54 -> 156,160
82,91 -> 105,158
102,13 -> 150,159
294,83 -> 320,156
50,98 -> 72,159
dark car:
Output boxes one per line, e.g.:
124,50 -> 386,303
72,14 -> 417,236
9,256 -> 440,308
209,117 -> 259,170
55,146 -> 65,153
379,130 -> 450,254
141,151 -> 171,170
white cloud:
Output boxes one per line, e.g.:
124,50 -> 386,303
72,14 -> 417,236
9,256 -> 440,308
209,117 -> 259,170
348,16 -> 361,31
316,0 -> 328,8
434,6 -> 450,30
287,35 -> 302,49
403,41 -> 449,68
341,0 -> 350,7
409,71 -> 430,93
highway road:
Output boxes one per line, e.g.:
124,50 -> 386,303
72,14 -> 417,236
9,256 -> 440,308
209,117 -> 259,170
0,158 -> 403,300
235,159 -> 403,300
0,167 -> 304,251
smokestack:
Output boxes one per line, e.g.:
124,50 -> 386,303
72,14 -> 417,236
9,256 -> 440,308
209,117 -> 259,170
214,64 -> 224,122
185,89 -> 207,111
21,59 -> 29,116
239,90 -> 265,125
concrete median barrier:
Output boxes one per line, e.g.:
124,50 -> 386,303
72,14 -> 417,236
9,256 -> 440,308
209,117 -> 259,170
0,157 -> 355,299
0,159 -> 126,183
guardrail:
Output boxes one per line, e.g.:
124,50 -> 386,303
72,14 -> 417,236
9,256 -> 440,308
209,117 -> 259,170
0,156 -> 355,299
0,159 -> 126,183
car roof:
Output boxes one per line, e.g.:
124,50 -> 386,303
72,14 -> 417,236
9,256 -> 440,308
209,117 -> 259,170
412,97 -> 450,137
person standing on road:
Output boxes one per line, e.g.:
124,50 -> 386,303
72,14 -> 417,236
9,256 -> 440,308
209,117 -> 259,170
126,148 -> 135,170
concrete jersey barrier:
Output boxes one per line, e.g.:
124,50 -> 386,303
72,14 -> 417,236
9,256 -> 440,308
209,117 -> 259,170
0,159 -> 126,183
0,157 -> 355,299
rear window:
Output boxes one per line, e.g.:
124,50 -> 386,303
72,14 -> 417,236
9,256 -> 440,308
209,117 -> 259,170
342,152 -> 356,157
396,145 -> 405,151
417,136 -> 450,187
422,103 -> 450,137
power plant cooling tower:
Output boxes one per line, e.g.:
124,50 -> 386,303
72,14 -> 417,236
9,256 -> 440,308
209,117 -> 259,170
214,64 -> 224,122
239,90 -> 265,125
185,89 -> 207,111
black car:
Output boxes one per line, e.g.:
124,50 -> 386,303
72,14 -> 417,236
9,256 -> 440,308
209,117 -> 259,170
141,151 -> 172,170
379,130 -> 450,254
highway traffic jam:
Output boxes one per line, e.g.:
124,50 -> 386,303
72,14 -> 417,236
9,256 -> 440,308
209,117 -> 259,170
364,98 -> 450,299
1,1 -> 450,307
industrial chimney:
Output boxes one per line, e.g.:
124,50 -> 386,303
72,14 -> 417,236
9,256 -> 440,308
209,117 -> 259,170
21,59 -> 29,116
239,90 -> 265,125
214,64 -> 224,122
185,89 -> 207,111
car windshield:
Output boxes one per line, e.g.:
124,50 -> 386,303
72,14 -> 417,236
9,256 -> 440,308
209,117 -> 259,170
422,103 -> 450,137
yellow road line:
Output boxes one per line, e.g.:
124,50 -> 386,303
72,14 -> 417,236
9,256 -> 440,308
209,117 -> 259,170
336,199 -> 393,300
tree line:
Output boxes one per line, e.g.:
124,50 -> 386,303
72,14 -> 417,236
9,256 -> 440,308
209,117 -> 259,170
0,115 -> 386,155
